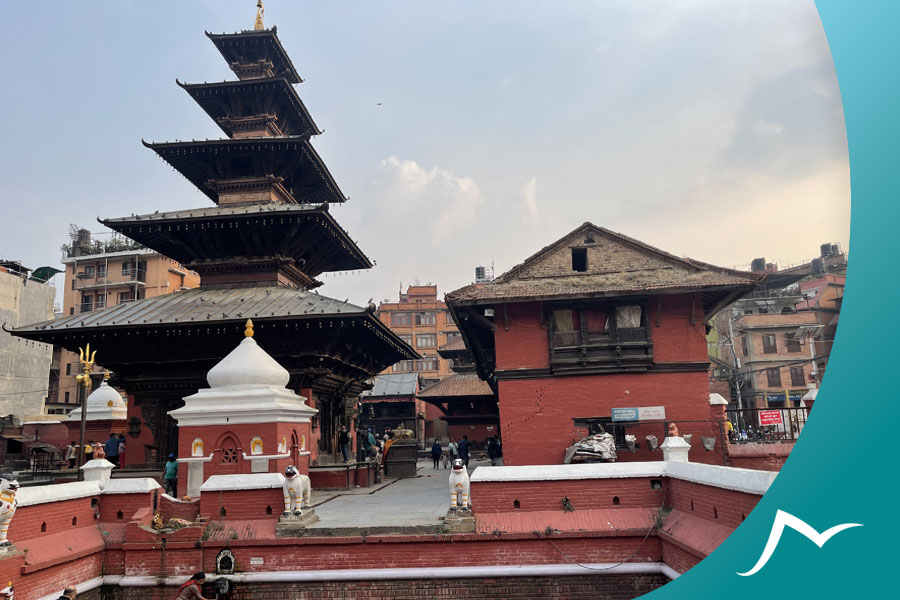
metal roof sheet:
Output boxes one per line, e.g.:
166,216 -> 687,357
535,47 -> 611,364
15,286 -> 368,333
361,373 -> 419,397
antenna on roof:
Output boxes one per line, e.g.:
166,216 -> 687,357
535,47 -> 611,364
254,1 -> 265,30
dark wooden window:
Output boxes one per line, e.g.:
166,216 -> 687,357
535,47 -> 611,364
741,335 -> 749,357
548,303 -> 651,374
571,248 -> 587,272
785,333 -> 802,353
790,366 -> 806,386
415,312 -> 436,325
762,334 -> 777,354
766,367 -> 782,387
65,363 -> 72,376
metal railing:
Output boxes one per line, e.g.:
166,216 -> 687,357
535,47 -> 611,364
726,406 -> 809,444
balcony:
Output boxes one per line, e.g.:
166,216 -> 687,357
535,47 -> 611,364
550,327 -> 653,374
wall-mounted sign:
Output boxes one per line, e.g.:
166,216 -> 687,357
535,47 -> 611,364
611,406 -> 666,422
759,410 -> 783,426
249,557 -> 264,566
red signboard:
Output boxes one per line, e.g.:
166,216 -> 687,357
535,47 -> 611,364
759,410 -> 783,426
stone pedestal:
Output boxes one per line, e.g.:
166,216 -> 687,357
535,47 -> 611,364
384,441 -> 417,478
81,458 -> 115,489
443,508 -> 476,533
660,436 -> 691,463
275,509 -> 320,536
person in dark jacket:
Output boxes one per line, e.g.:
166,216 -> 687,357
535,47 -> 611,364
458,435 -> 471,467
339,426 -> 351,463
104,433 -> 120,466
430,440 -> 443,469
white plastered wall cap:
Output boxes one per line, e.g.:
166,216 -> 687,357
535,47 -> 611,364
206,336 -> 291,390
66,381 -> 127,421
708,393 -> 728,405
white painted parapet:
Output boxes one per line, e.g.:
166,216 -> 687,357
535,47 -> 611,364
660,436 -> 691,463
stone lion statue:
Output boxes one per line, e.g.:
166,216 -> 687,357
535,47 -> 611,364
282,465 -> 311,517
0,477 -> 19,547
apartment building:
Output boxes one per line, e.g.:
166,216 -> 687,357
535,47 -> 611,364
46,228 -> 199,414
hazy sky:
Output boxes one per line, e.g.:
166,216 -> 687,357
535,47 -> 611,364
0,1 -> 849,308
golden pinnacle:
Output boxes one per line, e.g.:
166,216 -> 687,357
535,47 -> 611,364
244,319 -> 255,338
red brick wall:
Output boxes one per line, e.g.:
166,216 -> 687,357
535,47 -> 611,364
666,478 -> 760,528
471,478 -> 664,513
7,496 -> 98,541
0,554 -> 103,600
498,372 -> 715,465
494,302 -> 550,370
647,294 -> 709,363
199,488 -> 283,521
725,442 -> 793,471
99,492 -> 155,522
158,494 -> 200,522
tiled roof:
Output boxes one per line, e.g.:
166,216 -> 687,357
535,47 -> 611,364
658,509 -> 733,556
14,286 -> 369,333
417,373 -> 493,398
361,373 -> 419,398
446,222 -> 762,304
438,337 -> 466,352
102,202 -> 326,223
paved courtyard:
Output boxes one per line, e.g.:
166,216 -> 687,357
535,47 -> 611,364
306,458 -> 488,534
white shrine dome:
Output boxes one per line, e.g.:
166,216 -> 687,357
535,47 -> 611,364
66,380 -> 127,421
206,332 -> 291,390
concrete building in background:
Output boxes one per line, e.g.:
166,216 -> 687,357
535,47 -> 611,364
375,285 -> 460,385
0,261 -> 55,418
45,227 -> 201,415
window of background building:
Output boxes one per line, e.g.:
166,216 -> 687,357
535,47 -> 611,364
64,392 -> 70,403
83,265 -> 95,278
785,333 -> 801,353
416,357 -> 439,371
445,311 -> 455,325
97,264 -> 107,278
416,334 -> 437,348
762,334 -> 777,354
65,363 -> 72,376
96,294 -> 106,308
766,367 -> 782,387
790,366 -> 806,386
446,331 -> 461,343
398,334 -> 412,345
122,262 -> 132,276
392,312 -> 411,326
392,360 -> 415,373
415,312 -> 436,325
118,291 -> 134,303
741,335 -> 749,357
80,295 -> 93,312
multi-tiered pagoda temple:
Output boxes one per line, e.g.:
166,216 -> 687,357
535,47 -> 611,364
14,18 -> 416,465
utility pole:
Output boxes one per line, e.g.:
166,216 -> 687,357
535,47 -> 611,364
727,314 -> 744,411
74,344 -> 97,481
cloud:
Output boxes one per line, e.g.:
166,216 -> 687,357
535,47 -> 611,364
521,177 -> 539,223
376,156 -> 485,244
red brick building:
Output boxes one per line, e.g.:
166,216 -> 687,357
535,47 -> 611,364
446,223 -> 762,466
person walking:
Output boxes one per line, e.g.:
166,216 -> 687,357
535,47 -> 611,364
65,442 -> 77,469
447,437 -> 458,462
430,440 -> 443,469
458,435 -> 470,467
117,434 -> 126,465
104,433 -> 120,467
176,572 -> 212,600
339,426 -> 351,463
164,454 -> 178,497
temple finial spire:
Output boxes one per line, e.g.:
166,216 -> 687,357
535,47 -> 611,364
245,319 -> 255,338
254,1 -> 265,31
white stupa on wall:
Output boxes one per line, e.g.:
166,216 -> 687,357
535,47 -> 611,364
66,380 -> 127,422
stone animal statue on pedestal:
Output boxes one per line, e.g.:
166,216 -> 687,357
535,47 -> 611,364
282,465 -> 311,517
0,477 -> 19,547
448,459 -> 471,510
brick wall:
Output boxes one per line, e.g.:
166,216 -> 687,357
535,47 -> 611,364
725,442 -> 793,471
99,493 -> 155,523
472,478 -> 664,513
7,496 -> 98,541
199,488 -> 283,521
497,372 -> 718,466
666,478 -> 760,529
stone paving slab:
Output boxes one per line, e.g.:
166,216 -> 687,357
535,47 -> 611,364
305,459 -> 488,533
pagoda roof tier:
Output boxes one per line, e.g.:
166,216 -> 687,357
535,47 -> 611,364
101,204 -> 371,278
142,137 -> 346,205
206,29 -> 302,83
177,78 -> 321,138
11,287 -> 419,392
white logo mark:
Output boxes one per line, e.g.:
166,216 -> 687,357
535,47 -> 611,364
737,509 -> 862,576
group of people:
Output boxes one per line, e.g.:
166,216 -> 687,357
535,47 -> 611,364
430,435 -> 503,469
63,433 -> 126,469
